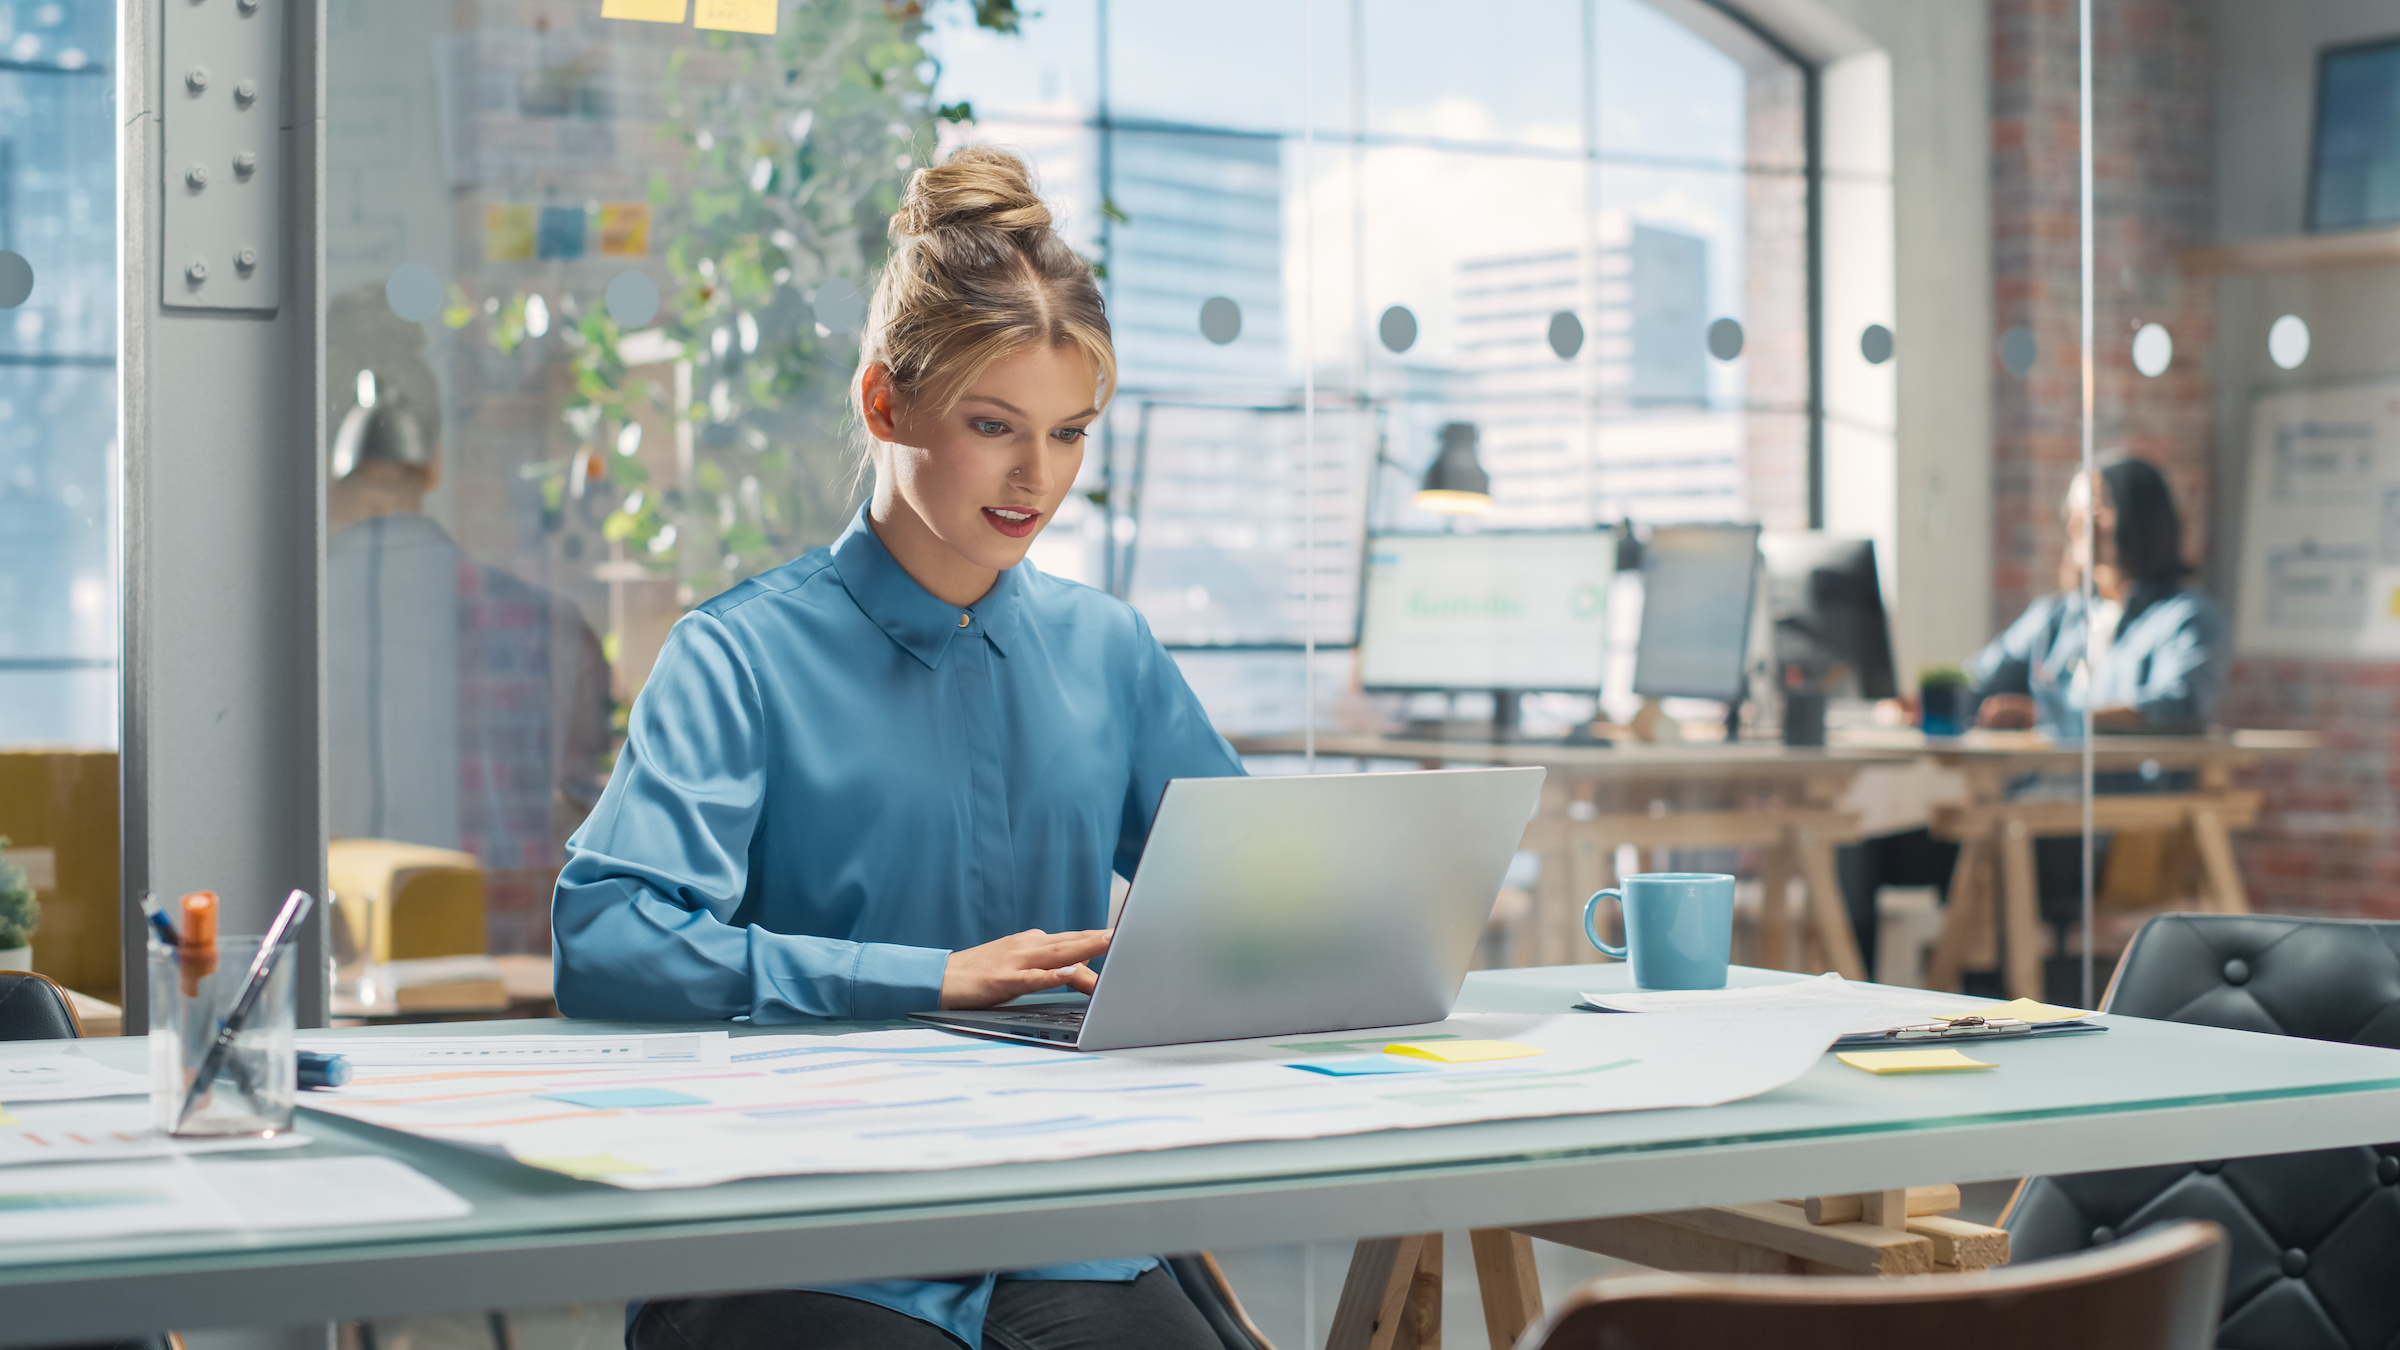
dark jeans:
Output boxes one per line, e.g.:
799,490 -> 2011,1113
628,1267 -> 1222,1350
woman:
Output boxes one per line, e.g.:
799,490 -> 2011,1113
555,147 -> 1234,1350
1970,455 -> 2226,735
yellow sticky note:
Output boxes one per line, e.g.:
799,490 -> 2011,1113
600,0 -> 686,20
1838,1049 -> 1997,1075
598,203 -> 652,257
1951,998 -> 2091,1024
693,0 -> 777,33
485,204 -> 535,263
0,1105 -> 17,1126
1383,1040 -> 1544,1063
520,1153 -> 654,1179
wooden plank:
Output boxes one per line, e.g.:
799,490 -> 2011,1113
1795,1186 -> 1960,1225
1998,820 -> 2043,1002
1908,1214 -> 2011,1269
1468,1228 -> 1542,1350
1756,845 -> 1794,972
1516,1215 -> 1809,1276
1932,792 -> 2260,840
1925,831 -> 1988,992
1629,1202 -> 1937,1275
1795,825 -> 1867,980
1857,1188 -> 1909,1229
1327,1234 -> 1427,1350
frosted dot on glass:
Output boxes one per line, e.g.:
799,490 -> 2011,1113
2131,322 -> 2172,377
2268,314 -> 2310,370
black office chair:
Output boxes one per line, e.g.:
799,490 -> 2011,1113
2003,913 -> 2400,1350
0,969 -> 85,1041
1167,1253 -> 1279,1350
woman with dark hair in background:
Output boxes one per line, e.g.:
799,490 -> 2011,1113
1840,456 -> 2226,1001
1970,455 -> 2227,735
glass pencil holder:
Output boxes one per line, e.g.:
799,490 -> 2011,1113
148,935 -> 297,1138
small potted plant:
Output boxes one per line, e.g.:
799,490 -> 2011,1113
1919,664 -> 1973,737
0,837 -> 36,971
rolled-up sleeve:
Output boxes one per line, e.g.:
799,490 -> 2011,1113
551,612 -> 948,1022
1967,594 -> 2061,701
2126,595 -> 2228,731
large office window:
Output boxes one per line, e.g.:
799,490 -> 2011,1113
932,0 -> 1812,729
0,0 -> 120,1001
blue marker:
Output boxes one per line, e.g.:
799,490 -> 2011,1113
136,892 -> 180,948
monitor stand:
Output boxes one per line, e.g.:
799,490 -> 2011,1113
1491,689 -> 1522,742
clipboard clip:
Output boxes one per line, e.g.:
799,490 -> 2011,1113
1883,1016 -> 2033,1040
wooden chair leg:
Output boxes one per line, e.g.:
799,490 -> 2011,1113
1470,1227 -> 1542,1350
1925,832 -> 1989,992
2189,807 -> 2250,914
1797,827 -> 1867,980
1328,1232 -> 1442,1350
1757,844 -> 1795,971
1999,820 -> 2043,1001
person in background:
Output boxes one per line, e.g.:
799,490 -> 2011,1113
1840,456 -> 2225,996
556,147 -> 1235,1349
1970,455 -> 2227,736
324,297 -> 610,867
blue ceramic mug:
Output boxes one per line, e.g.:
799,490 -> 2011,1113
1584,872 -> 1736,990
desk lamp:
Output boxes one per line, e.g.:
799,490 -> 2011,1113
1414,422 -> 1491,515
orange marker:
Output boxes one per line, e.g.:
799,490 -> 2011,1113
178,891 -> 219,997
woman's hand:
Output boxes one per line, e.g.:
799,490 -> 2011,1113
1977,693 -> 2037,730
940,928 -> 1113,1009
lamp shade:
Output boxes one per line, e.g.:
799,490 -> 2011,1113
1415,421 -> 1491,515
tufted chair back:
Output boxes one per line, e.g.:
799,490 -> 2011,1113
2004,913 -> 2400,1350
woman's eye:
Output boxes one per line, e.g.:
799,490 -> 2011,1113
1054,426 -> 1089,443
971,419 -> 1009,436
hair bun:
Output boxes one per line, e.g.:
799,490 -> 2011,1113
891,146 -> 1053,238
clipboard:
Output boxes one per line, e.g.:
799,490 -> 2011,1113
1830,1016 -> 2108,1049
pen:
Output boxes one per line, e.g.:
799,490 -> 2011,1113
297,1050 -> 351,1090
174,888 -> 313,1132
178,891 -> 218,997
136,892 -> 180,949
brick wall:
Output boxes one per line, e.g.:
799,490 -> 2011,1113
1989,0 -> 2400,921
1989,0 -> 2214,628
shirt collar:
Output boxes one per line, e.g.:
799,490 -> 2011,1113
830,505 -> 1021,668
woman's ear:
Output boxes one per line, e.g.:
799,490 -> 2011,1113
860,363 -> 902,444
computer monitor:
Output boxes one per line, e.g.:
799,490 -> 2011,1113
1759,532 -> 1899,700
1630,523 -> 1761,703
1357,530 -> 1615,694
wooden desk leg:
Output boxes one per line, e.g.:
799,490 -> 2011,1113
1567,823 -> 1611,964
1757,843 -> 1795,972
1328,1233 -> 1442,1350
1534,845 -> 1575,969
1796,827 -> 1867,980
1925,832 -> 1989,992
1469,1228 -> 1542,1350
2190,807 -> 2251,915
1999,820 -> 2043,1002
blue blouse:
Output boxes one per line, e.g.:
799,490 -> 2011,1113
1966,584 -> 2228,736
552,505 -> 1243,1340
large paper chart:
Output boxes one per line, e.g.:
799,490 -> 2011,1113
298,1008 -> 1866,1190
2236,382 -> 2400,657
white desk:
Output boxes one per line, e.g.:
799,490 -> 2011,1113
5,963 -> 2398,1345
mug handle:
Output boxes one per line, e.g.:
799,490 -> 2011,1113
1583,889 -> 1628,960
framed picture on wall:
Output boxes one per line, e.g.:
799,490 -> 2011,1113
2310,35 -> 2400,231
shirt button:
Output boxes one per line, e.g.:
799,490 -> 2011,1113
958,612 -> 971,627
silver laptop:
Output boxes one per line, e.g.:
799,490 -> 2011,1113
911,766 -> 1546,1051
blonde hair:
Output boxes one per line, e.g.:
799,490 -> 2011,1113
854,146 -> 1116,432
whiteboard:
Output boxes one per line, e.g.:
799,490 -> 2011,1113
2235,381 -> 2400,658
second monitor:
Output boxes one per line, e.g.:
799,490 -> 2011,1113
1358,530 -> 1616,699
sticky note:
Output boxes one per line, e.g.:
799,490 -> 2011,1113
598,203 -> 652,258
0,1105 -> 17,1125
1383,1040 -> 1544,1064
694,0 -> 778,33
1951,999 -> 2091,1024
485,205 -> 536,262
521,1153 -> 654,1178
537,206 -> 589,261
536,1087 -> 709,1109
1286,1057 -> 1438,1077
600,0 -> 687,20
1838,1049 -> 1997,1075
